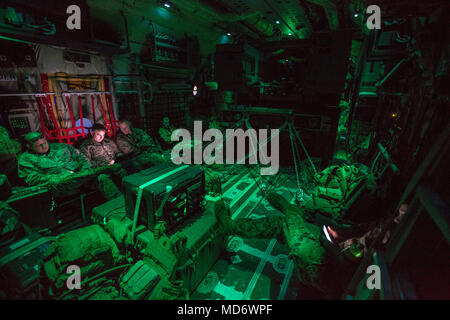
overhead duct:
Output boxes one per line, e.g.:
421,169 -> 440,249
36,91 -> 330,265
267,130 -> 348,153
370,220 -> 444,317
306,0 -> 339,31
173,0 -> 275,38
241,14 -> 275,38
173,0 -> 257,22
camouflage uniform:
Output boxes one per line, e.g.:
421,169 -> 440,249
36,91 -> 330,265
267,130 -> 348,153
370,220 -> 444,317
116,128 -> 165,170
209,118 -> 220,130
0,126 -> 21,177
158,125 -> 175,148
80,138 -> 122,168
303,164 -> 375,222
0,201 -> 19,237
215,192 -> 345,297
18,143 -> 121,200
116,127 -> 160,155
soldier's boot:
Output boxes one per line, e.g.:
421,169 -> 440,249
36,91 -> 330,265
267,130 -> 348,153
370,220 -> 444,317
214,198 -> 284,239
97,173 -> 122,200
234,215 -> 284,239
266,191 -> 305,218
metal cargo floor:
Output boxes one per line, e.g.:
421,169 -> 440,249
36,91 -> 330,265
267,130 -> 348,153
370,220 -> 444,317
192,166 -> 304,300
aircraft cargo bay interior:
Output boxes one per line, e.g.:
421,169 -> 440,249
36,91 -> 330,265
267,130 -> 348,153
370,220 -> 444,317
0,0 -> 448,301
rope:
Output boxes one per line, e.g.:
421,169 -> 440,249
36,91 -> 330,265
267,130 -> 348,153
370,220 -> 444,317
371,152 -> 381,176
292,127 -> 304,186
290,122 -> 318,175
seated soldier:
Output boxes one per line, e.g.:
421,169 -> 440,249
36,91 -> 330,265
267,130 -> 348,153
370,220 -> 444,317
17,132 -> 122,200
0,126 -> 22,184
158,116 -> 175,150
302,163 -> 378,225
208,115 -> 220,130
116,119 -> 165,171
80,124 -> 122,168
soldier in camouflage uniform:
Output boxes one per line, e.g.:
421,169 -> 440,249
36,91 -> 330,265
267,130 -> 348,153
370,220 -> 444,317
0,126 -> 21,179
158,116 -> 176,150
18,132 -> 122,200
80,124 -> 123,168
116,119 -> 166,171
214,192 -> 353,297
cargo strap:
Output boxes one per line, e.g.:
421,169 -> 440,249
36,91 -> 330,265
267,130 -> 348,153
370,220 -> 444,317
131,165 -> 188,244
